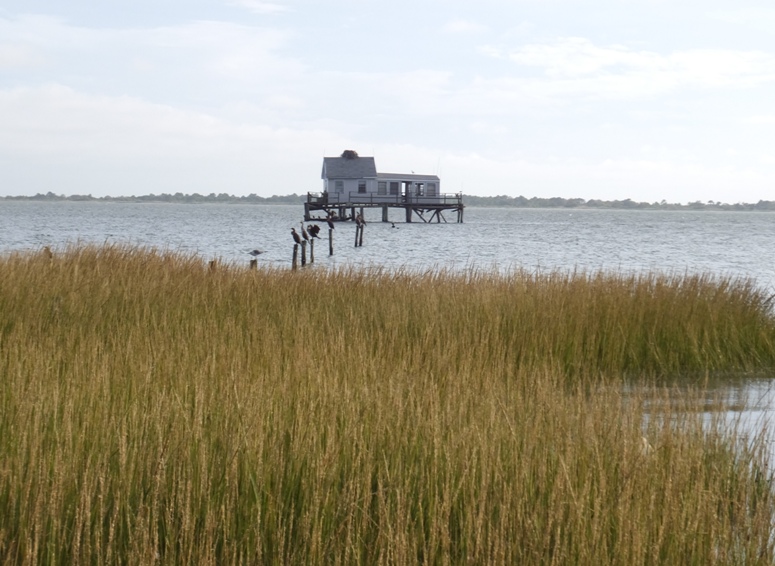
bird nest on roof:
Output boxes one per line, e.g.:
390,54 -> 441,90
341,150 -> 359,159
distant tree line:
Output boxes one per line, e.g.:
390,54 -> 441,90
463,195 -> 775,211
2,192 -> 306,204
2,191 -> 774,211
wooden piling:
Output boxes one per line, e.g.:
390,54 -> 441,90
354,225 -> 360,247
249,259 -> 257,269
329,228 -> 334,256
292,244 -> 298,270
358,223 -> 364,247
310,239 -> 315,263
301,241 -> 307,266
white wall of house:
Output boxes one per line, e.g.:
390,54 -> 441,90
326,178 -> 377,203
323,168 -> 442,204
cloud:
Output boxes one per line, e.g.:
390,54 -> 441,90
0,84 -> 226,157
480,37 -> 775,100
745,114 -> 775,125
0,84 -> 330,157
0,43 -> 44,68
0,84 -> 351,196
0,14 -> 95,51
469,121 -> 509,135
508,38 -> 655,78
442,19 -> 487,34
0,15 -> 306,111
708,8 -> 775,33
227,1 -> 290,15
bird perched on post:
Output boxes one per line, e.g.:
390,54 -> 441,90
326,214 -> 335,231
308,224 -> 321,239
291,228 -> 302,245
300,222 -> 310,242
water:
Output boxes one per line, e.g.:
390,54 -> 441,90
3,200 -> 775,450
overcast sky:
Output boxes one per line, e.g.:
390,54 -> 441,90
2,0 -> 775,203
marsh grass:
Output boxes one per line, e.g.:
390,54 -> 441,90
1,244 -> 775,564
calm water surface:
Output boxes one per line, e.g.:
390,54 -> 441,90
3,200 -> 775,448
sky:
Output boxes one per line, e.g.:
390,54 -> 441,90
1,1 -> 775,203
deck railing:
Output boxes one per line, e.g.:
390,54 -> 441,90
307,192 -> 463,206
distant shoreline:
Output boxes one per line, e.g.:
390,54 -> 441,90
2,192 -> 774,211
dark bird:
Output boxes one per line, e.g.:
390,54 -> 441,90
391,222 -> 397,229
326,214 -> 335,230
291,227 -> 302,245
248,249 -> 265,257
300,222 -> 310,242
308,224 -> 321,239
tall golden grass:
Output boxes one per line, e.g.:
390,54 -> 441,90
1,244 -> 774,564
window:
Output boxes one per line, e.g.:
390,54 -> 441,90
389,182 -> 399,195
335,180 -> 344,193
427,183 -> 437,196
358,181 -> 366,194
378,181 -> 387,195
415,183 -> 424,196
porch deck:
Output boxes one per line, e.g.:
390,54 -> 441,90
304,192 -> 465,223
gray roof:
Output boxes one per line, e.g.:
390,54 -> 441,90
377,172 -> 440,181
322,156 -> 377,179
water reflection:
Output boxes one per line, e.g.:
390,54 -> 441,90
623,374 -> 775,460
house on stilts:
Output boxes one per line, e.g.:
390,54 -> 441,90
305,150 -> 464,223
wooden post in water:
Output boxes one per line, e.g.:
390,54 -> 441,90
292,244 -> 298,270
249,259 -> 257,269
309,239 -> 315,263
329,228 -> 334,256
301,241 -> 307,266
358,223 -> 364,247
